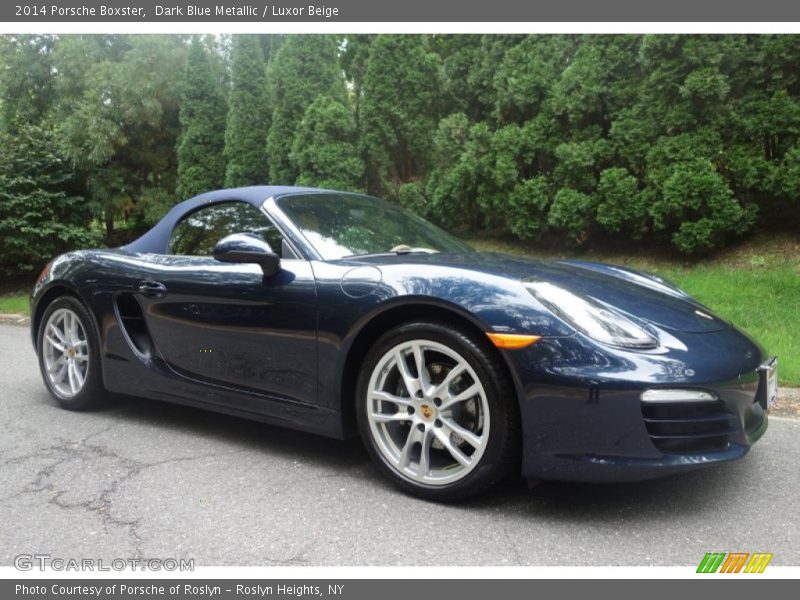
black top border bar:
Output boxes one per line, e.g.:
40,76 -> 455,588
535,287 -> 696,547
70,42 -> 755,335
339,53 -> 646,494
4,0 -> 800,22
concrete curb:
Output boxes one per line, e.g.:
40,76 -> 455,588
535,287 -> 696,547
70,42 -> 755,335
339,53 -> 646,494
0,313 -> 29,326
772,387 -> 800,418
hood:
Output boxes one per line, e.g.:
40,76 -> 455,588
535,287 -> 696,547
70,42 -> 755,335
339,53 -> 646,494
351,252 -> 729,334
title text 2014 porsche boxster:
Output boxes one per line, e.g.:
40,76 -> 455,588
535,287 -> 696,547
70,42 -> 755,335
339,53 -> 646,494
31,186 -> 777,500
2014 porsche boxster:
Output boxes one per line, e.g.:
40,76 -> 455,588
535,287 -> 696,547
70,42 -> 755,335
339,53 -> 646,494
31,186 -> 777,500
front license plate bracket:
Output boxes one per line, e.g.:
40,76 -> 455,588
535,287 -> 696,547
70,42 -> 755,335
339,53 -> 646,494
757,357 -> 778,410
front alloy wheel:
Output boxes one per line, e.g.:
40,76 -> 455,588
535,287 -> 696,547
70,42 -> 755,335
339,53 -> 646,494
367,339 -> 490,485
37,296 -> 105,410
42,307 -> 89,398
357,321 -> 519,501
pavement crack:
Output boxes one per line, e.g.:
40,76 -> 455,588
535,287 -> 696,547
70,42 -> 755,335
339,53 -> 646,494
1,427 -> 238,557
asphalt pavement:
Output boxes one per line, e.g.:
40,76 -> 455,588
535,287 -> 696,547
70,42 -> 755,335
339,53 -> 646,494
0,323 -> 797,566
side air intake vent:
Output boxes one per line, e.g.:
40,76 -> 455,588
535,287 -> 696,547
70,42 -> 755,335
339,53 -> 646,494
115,293 -> 154,359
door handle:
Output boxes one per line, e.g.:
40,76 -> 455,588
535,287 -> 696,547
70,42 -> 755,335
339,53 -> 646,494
137,280 -> 168,298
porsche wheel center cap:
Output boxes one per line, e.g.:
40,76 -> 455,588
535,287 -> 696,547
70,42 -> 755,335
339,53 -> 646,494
419,404 -> 435,420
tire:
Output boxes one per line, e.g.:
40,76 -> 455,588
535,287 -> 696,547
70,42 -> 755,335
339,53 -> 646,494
356,320 -> 520,502
37,295 -> 106,410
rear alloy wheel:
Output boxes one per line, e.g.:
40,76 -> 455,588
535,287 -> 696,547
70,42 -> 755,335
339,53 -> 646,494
357,321 -> 519,501
37,296 -> 105,410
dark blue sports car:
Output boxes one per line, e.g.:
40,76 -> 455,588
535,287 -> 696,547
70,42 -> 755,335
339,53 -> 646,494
31,186 -> 777,500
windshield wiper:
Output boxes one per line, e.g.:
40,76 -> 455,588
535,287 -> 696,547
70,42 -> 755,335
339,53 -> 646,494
389,245 -> 439,255
341,248 -> 440,260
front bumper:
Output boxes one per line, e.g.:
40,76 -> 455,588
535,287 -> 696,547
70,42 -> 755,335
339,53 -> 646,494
507,326 -> 770,482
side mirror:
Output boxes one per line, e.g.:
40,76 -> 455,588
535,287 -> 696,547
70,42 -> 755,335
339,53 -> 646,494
213,232 -> 280,277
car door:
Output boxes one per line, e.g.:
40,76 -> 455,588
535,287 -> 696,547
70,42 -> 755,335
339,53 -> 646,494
136,200 -> 318,406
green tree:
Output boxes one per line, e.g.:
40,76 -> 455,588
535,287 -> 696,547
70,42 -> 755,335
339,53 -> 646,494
652,159 -> 756,254
493,36 -> 574,125
550,36 -> 640,136
435,35 -> 523,123
0,35 -> 56,129
267,35 -> 346,184
595,167 -> 646,238
56,35 -> 185,234
290,94 -> 363,190
553,139 -> 612,192
0,124 -> 99,275
425,114 -> 487,227
4,33 -> 800,266
176,36 -> 228,199
361,35 -> 444,199
548,188 -> 595,243
340,34 -> 374,127
224,34 -> 268,187
504,176 -> 552,240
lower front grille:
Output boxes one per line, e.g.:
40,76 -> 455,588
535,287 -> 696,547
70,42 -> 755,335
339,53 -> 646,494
642,400 -> 736,453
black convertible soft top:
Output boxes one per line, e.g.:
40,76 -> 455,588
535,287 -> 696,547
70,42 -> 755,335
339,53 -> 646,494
122,185 -> 327,254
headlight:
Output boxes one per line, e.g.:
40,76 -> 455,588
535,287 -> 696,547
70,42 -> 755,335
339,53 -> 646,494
524,280 -> 658,349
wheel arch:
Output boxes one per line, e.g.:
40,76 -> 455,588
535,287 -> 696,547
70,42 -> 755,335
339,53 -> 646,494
337,299 -> 525,438
32,282 -> 91,351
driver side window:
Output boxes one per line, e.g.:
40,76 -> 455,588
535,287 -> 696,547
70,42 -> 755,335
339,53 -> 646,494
169,201 -> 290,258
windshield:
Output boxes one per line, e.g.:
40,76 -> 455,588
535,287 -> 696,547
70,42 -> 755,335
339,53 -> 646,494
277,193 -> 474,260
